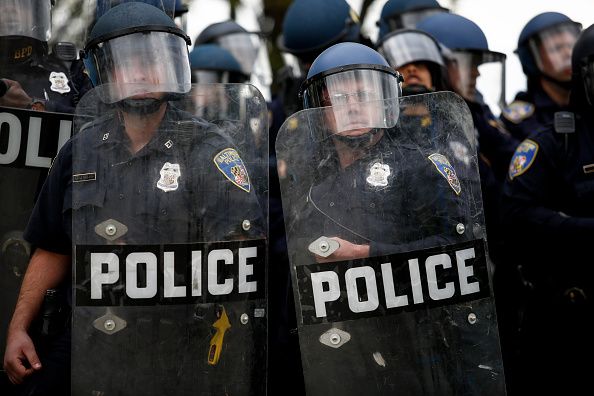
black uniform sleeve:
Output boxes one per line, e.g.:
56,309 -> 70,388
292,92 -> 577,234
501,135 -> 594,244
24,141 -> 72,254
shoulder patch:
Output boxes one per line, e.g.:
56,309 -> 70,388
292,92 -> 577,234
213,148 -> 251,193
502,101 -> 534,124
508,139 -> 539,180
428,153 -> 461,195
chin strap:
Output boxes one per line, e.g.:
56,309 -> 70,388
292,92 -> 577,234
116,97 -> 165,115
332,128 -> 382,149
541,72 -> 573,91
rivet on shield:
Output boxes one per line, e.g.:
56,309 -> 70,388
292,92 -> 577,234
456,223 -> 466,235
319,327 -> 351,349
105,224 -> 117,236
467,312 -> 478,325
319,240 -> 329,253
104,319 -> 116,331
242,220 -> 251,231
240,313 -> 249,325
330,333 -> 341,345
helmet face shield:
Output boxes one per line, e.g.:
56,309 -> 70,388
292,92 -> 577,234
378,30 -> 444,70
386,8 -> 445,30
528,23 -> 581,81
446,50 -> 506,110
216,32 -> 261,76
303,69 -> 401,136
0,0 -> 51,41
89,31 -> 191,103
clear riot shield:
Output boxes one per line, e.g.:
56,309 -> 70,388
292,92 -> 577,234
71,83 -> 268,395
276,91 -> 506,395
0,107 -> 73,372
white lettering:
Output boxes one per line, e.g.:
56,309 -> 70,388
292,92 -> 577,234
238,247 -> 258,293
456,248 -> 480,295
381,262 -> 409,308
345,266 -> 379,313
408,258 -> 424,304
90,253 -> 119,300
163,251 -> 185,298
426,253 -> 455,300
191,250 -> 202,297
208,249 -> 233,295
126,252 -> 158,299
25,117 -> 51,168
311,271 -> 341,318
0,112 -> 21,165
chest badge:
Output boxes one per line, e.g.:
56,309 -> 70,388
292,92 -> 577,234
428,153 -> 461,195
49,71 -> 71,94
366,162 -> 391,187
157,162 -> 181,192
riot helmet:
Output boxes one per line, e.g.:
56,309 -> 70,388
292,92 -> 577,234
417,13 -> 506,110
279,0 -> 365,66
94,0 -> 177,19
300,42 -> 402,139
377,0 -> 448,41
571,24 -> 594,108
82,1 -> 191,107
376,28 -> 447,94
195,20 -> 263,78
516,12 -> 582,86
0,0 -> 53,64
189,44 -> 249,84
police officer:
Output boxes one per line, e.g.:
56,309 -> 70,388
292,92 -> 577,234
3,2 -> 263,395
376,28 -> 449,96
277,42 -> 504,395
0,2 -> 91,393
501,12 -> 582,141
376,0 -> 448,41
500,24 -> 594,396
0,0 -> 90,112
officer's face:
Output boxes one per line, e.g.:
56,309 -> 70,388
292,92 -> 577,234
447,53 -> 480,102
112,54 -> 167,100
536,30 -> 576,81
321,80 -> 381,136
398,62 -> 433,89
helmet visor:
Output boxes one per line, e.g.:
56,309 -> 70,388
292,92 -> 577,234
528,23 -> 581,81
302,69 -> 401,136
90,31 -> 191,103
0,0 -> 51,41
216,32 -> 260,76
378,30 -> 444,69
386,8 -> 446,30
447,50 -> 506,111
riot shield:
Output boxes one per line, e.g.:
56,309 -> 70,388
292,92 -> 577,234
0,107 -> 73,375
71,83 -> 268,395
276,91 -> 506,395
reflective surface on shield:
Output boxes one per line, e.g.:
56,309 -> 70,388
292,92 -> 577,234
275,92 -> 506,395
71,83 -> 268,395
0,106 -> 73,373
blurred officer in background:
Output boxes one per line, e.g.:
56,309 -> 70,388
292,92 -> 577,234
417,15 -> 521,389
0,0 -> 90,112
376,0 -> 448,41
501,12 -> 582,141
500,24 -> 594,396
0,1 -> 91,393
376,28 -> 448,96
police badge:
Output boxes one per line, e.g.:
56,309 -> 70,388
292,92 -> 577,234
366,162 -> 391,187
157,162 -> 181,192
214,148 -> 251,192
49,71 -> 71,94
